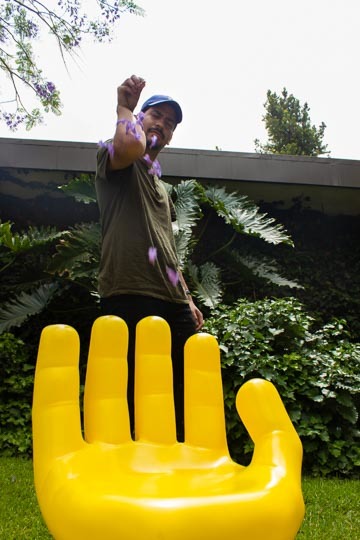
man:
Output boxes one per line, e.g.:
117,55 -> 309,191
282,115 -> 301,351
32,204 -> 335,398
95,75 -> 203,439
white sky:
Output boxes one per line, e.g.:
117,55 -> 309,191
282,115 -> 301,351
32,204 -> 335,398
1,0 -> 359,160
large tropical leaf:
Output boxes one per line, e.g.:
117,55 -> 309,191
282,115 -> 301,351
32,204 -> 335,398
173,228 -> 194,265
165,179 -> 202,263
0,283 -> 60,333
171,179 -> 201,231
186,260 -> 222,309
203,186 -> 294,246
59,174 -> 97,204
228,250 -> 303,289
0,220 -> 63,253
49,222 -> 101,287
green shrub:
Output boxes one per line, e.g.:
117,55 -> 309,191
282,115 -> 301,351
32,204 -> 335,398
204,297 -> 360,477
0,333 -> 33,456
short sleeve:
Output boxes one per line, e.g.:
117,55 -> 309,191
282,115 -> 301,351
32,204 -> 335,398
96,144 -> 111,182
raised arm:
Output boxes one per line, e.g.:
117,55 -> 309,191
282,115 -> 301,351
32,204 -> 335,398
109,75 -> 147,170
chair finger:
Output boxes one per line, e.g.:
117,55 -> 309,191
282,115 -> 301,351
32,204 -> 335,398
236,378 -> 303,468
134,316 -> 177,443
84,315 -> 131,444
32,324 -> 84,487
184,333 -> 228,451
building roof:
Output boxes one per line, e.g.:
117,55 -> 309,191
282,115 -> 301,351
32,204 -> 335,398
1,137 -> 359,215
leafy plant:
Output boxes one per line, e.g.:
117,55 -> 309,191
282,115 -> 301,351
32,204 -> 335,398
0,332 -> 33,455
0,221 -> 65,332
204,297 -> 360,477
0,177 -> 298,333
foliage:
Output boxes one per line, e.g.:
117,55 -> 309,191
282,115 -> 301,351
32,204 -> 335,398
48,221 -> 101,290
202,184 -> 294,245
255,88 -> 329,156
0,283 -> 61,333
0,0 -> 144,129
0,332 -> 33,455
0,220 -> 65,332
230,207 -> 360,342
204,298 -> 360,477
0,178 -> 297,333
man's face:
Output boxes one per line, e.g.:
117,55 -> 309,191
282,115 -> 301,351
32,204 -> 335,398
142,104 -> 177,150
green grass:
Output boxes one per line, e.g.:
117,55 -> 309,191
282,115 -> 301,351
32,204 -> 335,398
0,457 -> 359,539
0,457 -> 51,540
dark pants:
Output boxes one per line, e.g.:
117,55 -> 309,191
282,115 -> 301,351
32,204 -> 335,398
100,294 -> 197,440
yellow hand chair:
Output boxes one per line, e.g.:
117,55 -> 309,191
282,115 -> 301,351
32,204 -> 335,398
32,315 -> 305,540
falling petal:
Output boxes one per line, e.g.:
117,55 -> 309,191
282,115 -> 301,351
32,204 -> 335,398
143,153 -> 152,165
116,117 -> 144,140
98,140 -> 114,157
143,154 -> 162,178
166,266 -> 179,287
136,112 -> 145,128
150,134 -> 157,148
107,143 -> 115,157
149,159 -> 162,178
148,246 -> 157,264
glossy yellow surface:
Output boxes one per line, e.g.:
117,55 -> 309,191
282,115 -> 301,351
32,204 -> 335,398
32,315 -> 304,540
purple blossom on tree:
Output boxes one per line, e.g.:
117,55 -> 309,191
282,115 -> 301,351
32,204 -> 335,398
34,81 -> 57,100
2,112 -> 26,130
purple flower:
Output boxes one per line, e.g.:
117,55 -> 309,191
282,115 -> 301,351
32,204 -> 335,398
98,140 -> 114,157
46,82 -> 56,94
148,246 -> 157,265
2,112 -> 26,130
34,81 -> 56,100
166,266 -> 179,287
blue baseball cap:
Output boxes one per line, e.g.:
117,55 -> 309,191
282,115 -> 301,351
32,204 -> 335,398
141,94 -> 183,124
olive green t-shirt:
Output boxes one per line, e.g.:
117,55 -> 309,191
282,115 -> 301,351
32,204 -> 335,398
95,147 -> 187,304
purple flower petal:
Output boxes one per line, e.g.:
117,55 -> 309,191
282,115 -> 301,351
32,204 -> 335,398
148,246 -> 157,264
150,134 -> 157,149
98,140 -> 114,157
116,115 -> 144,140
149,159 -> 162,178
143,154 -> 162,177
166,266 -> 179,287
143,153 -> 151,164
136,112 -> 145,128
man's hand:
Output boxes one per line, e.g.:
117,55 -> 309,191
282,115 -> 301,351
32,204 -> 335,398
110,75 -> 147,170
189,299 -> 204,331
117,74 -> 146,113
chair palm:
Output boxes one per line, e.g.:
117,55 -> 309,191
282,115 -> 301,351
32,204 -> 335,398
33,315 -> 304,540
